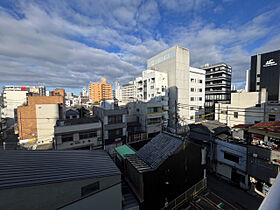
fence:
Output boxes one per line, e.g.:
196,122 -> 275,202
163,177 -> 207,210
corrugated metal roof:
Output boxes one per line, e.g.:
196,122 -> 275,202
136,132 -> 183,169
0,150 -> 120,190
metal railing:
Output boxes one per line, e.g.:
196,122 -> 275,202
163,178 -> 207,210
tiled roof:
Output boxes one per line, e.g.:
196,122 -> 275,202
233,124 -> 252,129
0,150 -> 120,190
251,121 -> 280,134
136,132 -> 183,169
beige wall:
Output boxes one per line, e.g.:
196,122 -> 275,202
36,104 -> 59,144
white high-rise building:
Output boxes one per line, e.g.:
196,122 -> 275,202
121,81 -> 136,103
114,81 -> 122,102
147,46 -> 205,129
82,87 -> 88,97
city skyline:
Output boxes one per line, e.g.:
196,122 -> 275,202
0,0 -> 280,93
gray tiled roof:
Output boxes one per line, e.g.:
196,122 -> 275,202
0,150 -> 120,190
136,132 -> 183,169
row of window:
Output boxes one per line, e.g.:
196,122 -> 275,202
190,88 -> 203,92
108,115 -> 123,124
205,94 -> 229,100
147,117 -> 162,125
190,97 -> 203,101
61,130 -> 98,143
191,78 -> 203,83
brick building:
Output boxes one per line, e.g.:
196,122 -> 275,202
51,89 -> 65,97
17,96 -> 65,144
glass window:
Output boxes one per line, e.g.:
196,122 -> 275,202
190,97 -> 194,101
108,115 -> 122,124
79,131 -> 97,139
191,88 -> 195,92
234,112 -> 238,118
224,152 -> 239,163
62,134 -> 73,143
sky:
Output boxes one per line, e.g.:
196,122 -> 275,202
0,0 -> 280,94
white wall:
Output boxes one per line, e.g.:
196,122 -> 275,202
36,104 -> 59,144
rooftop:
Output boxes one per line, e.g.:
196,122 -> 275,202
56,117 -> 99,126
0,150 -> 120,190
136,132 -> 183,169
251,121 -> 280,134
115,145 -> 136,159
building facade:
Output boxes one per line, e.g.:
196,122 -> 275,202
93,100 -> 127,154
201,63 -> 232,119
51,89 -> 65,97
147,46 -> 205,130
121,81 -> 136,103
247,49 -> 280,102
215,88 -> 280,127
89,78 -> 112,102
54,118 -> 102,150
17,95 -> 65,145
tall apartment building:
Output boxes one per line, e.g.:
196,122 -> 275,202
147,46 -> 205,129
201,63 -> 232,119
121,81 -> 136,103
89,78 -> 112,102
246,49 -> 280,102
114,81 -> 122,102
17,96 -> 65,145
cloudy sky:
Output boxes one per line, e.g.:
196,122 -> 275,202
0,0 -> 280,93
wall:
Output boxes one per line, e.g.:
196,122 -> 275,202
18,96 -> 64,140
36,104 -> 59,144
61,183 -> 122,210
0,175 -> 121,210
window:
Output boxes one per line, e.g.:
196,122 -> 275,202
108,128 -> 123,139
79,131 -> 97,139
190,116 -> 194,120
190,97 -> 194,101
234,112 -> 238,118
255,104 -> 261,107
191,78 -> 195,83
81,182 -> 100,196
190,107 -> 194,110
269,114 -> 275,121
199,88 -> 202,92
62,134 -> 73,143
224,152 -> 239,163
148,107 -> 162,113
147,117 -> 161,125
108,115 -> 122,124
191,88 -> 195,92
199,79 -> 203,83
199,97 -> 202,101
150,86 -> 154,89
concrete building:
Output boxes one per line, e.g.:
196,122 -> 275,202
147,46 -> 205,130
51,89 -> 65,97
114,81 -> 122,102
127,101 -> 165,138
215,88 -> 280,127
82,87 -> 88,97
54,118 -> 102,150
247,49 -> 280,102
0,150 -> 122,210
93,100 -> 127,154
17,95 -> 65,145
121,81 -> 136,103
1,86 -> 29,120
29,86 -> 46,96
201,63 -> 232,119
89,78 -> 112,102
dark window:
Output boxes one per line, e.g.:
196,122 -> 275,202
224,152 -> 239,163
199,88 -> 202,92
81,181 -> 100,196
269,114 -> 275,121
108,115 -> 122,124
191,88 -> 195,92
190,107 -> 194,110
255,104 -> 261,107
147,117 -> 161,125
61,134 -> 73,142
199,97 -> 202,101
147,107 -> 162,113
79,131 -> 97,139
234,112 -> 238,118
108,128 -> 123,139
190,97 -> 194,101
199,79 -> 203,83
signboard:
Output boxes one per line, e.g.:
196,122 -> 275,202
263,59 -> 278,67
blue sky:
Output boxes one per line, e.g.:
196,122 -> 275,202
0,0 -> 280,94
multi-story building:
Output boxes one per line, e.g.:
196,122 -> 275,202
127,101 -> 165,138
51,89 -> 65,97
114,81 -> 122,102
89,78 -> 112,102
93,100 -> 127,154
1,86 -> 29,121
81,87 -> 88,97
17,95 -> 65,145
188,67 -> 206,123
121,81 -> 136,103
29,86 -> 46,96
147,46 -> 205,130
247,49 -> 280,102
54,118 -> 102,150
201,63 -> 232,119
215,88 -> 280,127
